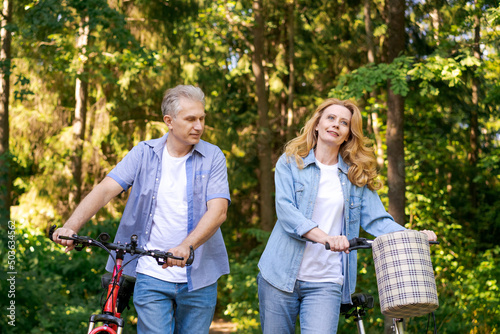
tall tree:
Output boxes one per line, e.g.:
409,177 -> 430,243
70,13 -> 90,207
286,0 -> 295,142
0,0 -> 12,222
252,0 -> 274,231
385,0 -> 406,227
363,0 -> 384,169
469,1 -> 481,210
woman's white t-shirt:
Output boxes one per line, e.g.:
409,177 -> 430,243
297,160 -> 344,285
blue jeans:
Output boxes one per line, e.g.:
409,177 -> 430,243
257,273 -> 342,334
133,273 -> 217,334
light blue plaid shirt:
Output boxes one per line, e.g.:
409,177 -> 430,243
105,133 -> 231,291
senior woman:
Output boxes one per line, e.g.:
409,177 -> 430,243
257,98 -> 437,333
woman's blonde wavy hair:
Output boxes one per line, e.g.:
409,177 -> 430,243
285,98 -> 381,190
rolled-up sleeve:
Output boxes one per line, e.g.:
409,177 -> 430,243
107,144 -> 144,191
206,148 -> 231,204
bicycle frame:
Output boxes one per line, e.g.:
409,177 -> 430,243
87,251 -> 125,334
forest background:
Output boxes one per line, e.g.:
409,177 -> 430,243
0,0 -> 499,333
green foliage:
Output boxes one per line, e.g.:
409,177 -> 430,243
4,0 -> 500,332
330,56 -> 413,99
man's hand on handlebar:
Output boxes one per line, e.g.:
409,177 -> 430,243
52,226 -> 78,253
162,243 -> 191,269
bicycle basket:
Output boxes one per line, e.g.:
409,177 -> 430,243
372,230 -> 439,318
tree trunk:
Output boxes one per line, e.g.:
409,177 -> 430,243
69,15 -> 90,208
386,90 -> 405,226
252,0 -> 274,231
364,0 -> 384,169
286,0 -> 295,142
0,0 -> 12,222
364,0 -> 375,64
385,0 -> 406,330
430,8 -> 440,45
469,6 -> 481,209
385,0 -> 406,226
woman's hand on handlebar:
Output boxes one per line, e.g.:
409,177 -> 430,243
325,235 -> 350,254
51,226 -> 78,252
419,229 -> 438,242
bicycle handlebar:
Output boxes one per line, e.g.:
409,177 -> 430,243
325,237 -> 439,251
48,225 -> 194,266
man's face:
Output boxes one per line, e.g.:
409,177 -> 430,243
164,98 -> 205,149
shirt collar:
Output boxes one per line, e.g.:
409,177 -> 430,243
304,148 -> 349,174
145,133 -> 207,158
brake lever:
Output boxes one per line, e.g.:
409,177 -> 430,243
154,253 -> 184,266
153,246 -> 195,266
59,234 -> 89,251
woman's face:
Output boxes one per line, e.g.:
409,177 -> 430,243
315,104 -> 352,149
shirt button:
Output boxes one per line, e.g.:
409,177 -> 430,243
150,214 -> 152,217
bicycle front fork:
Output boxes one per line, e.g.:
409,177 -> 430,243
392,318 -> 405,334
354,317 -> 366,334
87,314 -> 124,334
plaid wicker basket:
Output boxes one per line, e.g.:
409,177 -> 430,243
372,230 -> 439,318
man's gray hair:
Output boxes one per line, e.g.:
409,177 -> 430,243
161,85 -> 205,118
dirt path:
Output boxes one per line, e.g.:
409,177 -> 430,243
209,318 -> 237,333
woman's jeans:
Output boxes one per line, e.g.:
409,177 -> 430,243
133,273 -> 217,334
258,273 -> 342,334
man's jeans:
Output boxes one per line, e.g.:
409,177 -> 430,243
134,273 -> 217,334
258,273 -> 342,334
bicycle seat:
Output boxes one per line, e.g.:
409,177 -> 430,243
340,293 -> 375,315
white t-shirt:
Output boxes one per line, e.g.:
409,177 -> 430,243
136,145 -> 191,283
297,160 -> 344,285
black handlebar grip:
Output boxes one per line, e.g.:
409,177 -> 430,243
326,238 -> 438,250
325,238 -> 362,250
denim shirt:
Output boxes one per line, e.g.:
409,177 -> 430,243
258,150 -> 405,303
105,133 -> 231,291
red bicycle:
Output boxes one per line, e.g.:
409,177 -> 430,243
48,225 -> 194,334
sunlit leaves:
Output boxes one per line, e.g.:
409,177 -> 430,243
330,56 -> 412,99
